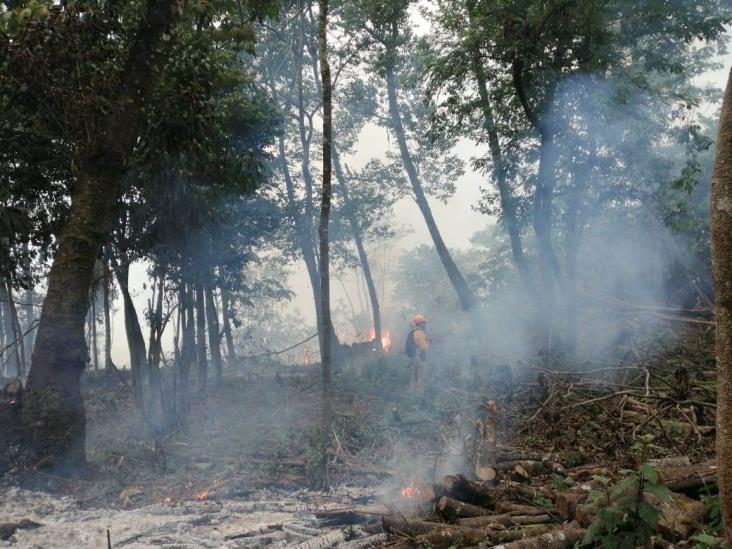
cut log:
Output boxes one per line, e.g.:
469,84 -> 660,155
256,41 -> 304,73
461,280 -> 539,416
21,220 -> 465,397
413,524 -> 555,548
337,533 -> 388,548
224,523 -> 283,540
434,475 -> 495,506
477,465 -> 498,481
496,460 -> 564,476
554,489 -> 590,520
657,460 -> 717,491
497,450 -> 544,463
573,504 -> 597,528
653,492 -> 707,540
457,513 -> 552,528
381,515 -> 445,537
491,525 -> 587,549
290,529 -> 346,549
649,456 -> 692,468
436,496 -> 493,520
493,502 -> 548,516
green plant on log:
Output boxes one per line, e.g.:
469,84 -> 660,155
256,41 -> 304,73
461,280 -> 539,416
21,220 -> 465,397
582,437 -> 673,548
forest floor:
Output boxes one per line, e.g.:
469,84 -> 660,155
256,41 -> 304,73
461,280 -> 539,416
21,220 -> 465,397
0,322 -> 720,547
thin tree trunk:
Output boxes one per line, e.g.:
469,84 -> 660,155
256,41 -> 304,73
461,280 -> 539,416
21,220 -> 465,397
278,133 -> 324,331
332,148 -> 382,350
91,294 -> 98,371
113,260 -> 148,403
194,282 -> 207,394
103,249 -> 116,372
205,284 -> 222,385
220,288 -> 236,363
318,0 -> 333,433
468,39 -> 530,287
384,61 -> 477,312
22,0 -> 183,470
8,281 -> 25,377
176,282 -> 195,421
1,279 -> 23,377
710,66 -> 732,545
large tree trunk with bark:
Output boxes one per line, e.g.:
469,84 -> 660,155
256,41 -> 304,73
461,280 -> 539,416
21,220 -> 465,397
385,62 -> 477,313
22,0 -> 183,470
332,148 -> 382,350
318,0 -> 333,434
205,284 -> 222,385
710,66 -> 732,545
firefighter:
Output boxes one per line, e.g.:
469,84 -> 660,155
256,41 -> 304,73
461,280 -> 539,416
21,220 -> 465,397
405,313 -> 430,395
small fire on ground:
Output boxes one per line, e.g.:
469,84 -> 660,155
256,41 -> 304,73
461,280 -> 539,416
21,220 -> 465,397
369,329 -> 392,352
399,481 -> 432,500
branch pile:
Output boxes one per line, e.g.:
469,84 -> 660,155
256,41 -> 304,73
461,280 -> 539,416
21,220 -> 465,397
377,456 -> 717,548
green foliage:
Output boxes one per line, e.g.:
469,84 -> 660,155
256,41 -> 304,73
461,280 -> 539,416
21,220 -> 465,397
582,458 -> 674,548
550,474 -> 573,492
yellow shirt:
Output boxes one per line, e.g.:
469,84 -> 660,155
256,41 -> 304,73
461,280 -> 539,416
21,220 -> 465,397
413,328 -> 430,351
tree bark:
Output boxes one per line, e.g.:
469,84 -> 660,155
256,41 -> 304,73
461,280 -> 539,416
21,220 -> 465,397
91,293 -> 98,371
318,0 -> 333,434
468,35 -> 530,287
332,148 -> 382,350
385,60 -> 477,312
113,260 -> 148,403
194,282 -> 207,394
22,0 -> 184,470
205,284 -> 222,385
1,279 -> 24,378
277,134 -> 325,336
103,247 -> 116,372
711,66 -> 732,545
220,287 -> 236,363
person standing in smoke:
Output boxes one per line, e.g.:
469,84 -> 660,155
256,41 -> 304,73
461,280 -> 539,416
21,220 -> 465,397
405,313 -> 430,395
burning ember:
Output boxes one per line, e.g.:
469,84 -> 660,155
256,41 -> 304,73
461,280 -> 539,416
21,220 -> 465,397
400,481 -> 432,500
194,491 -> 209,501
368,329 -> 392,352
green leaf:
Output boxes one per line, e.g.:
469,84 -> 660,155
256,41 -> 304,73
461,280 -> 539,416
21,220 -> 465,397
645,483 -> 674,504
637,502 -> 660,527
691,533 -> 719,547
639,464 -> 659,484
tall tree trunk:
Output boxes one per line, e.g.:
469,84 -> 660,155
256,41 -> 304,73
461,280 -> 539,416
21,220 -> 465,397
91,295 -> 98,371
205,284 -> 223,385
176,282 -> 195,422
220,288 -> 236,363
318,0 -> 333,432
711,66 -> 732,545
22,0 -> 183,470
194,282 -> 207,394
332,149 -> 382,350
103,249 -> 116,372
278,134 -> 324,331
1,279 -> 23,377
384,62 -> 477,312
468,40 -> 530,287
511,61 -> 562,347
114,260 -> 148,403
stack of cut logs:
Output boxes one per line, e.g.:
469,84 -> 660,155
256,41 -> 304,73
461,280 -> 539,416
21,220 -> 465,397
377,456 -> 717,548
373,401 -> 718,548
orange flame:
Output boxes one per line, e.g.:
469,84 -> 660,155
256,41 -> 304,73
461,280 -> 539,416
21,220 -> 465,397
194,491 -> 209,501
400,482 -> 421,499
368,329 -> 392,352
